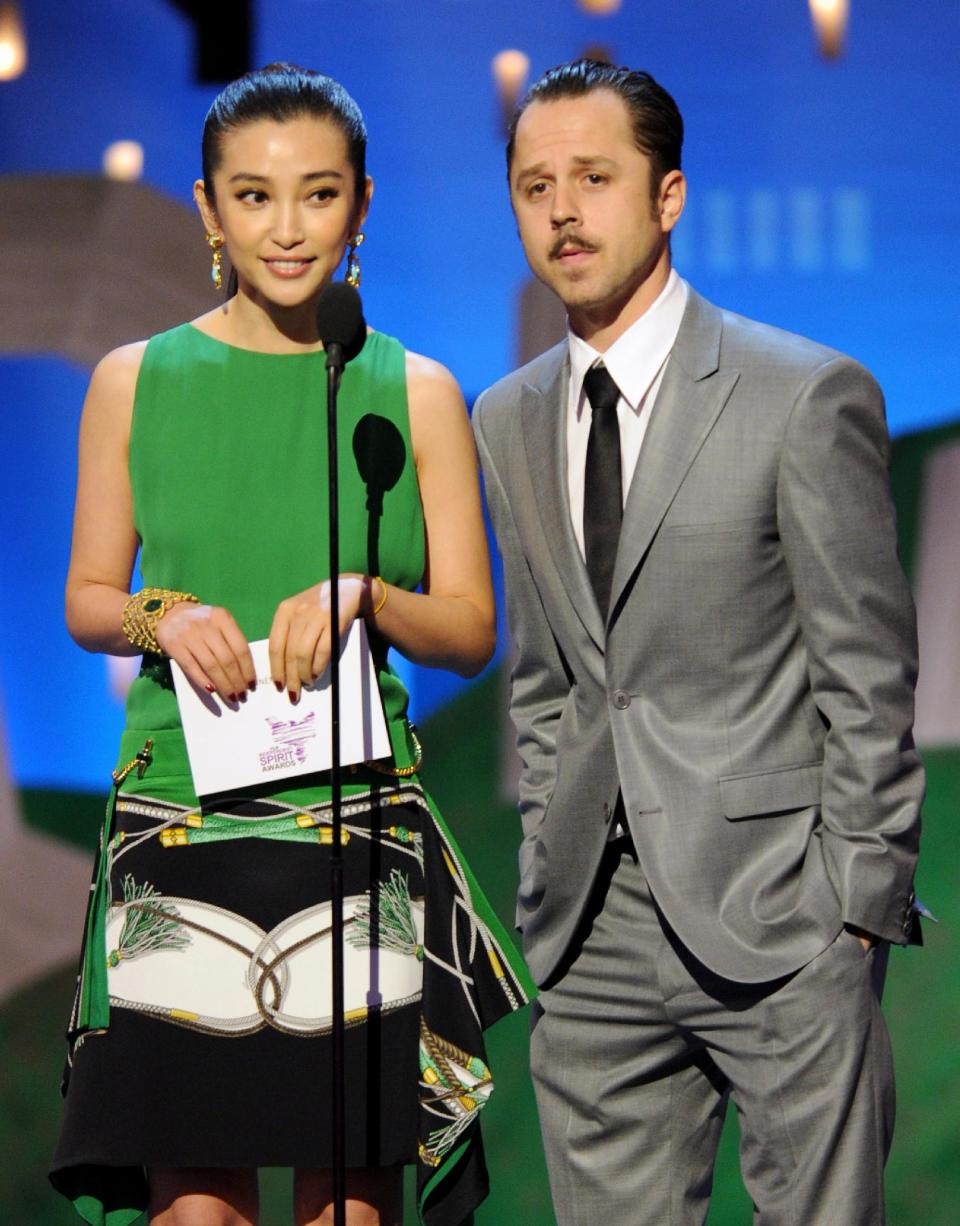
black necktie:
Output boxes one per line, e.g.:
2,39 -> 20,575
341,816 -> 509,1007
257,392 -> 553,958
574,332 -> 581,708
582,363 -> 623,614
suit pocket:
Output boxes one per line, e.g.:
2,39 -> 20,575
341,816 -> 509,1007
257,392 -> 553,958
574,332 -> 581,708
516,827 -> 547,916
719,761 -> 823,820
658,515 -> 768,538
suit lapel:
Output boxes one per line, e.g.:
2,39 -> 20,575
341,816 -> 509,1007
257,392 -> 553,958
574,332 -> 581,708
521,349 -> 606,651
608,291 -> 740,620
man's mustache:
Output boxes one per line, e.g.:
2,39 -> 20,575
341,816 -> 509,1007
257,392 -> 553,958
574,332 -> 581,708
549,233 -> 599,259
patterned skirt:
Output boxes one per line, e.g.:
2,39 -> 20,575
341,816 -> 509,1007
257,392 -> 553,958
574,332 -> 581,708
50,780 -> 532,1226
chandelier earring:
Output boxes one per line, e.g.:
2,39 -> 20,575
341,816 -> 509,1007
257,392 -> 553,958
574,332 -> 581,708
206,233 -> 224,291
345,232 -> 365,288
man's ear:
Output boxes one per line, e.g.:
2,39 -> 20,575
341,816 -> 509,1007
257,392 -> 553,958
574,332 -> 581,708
658,169 -> 686,234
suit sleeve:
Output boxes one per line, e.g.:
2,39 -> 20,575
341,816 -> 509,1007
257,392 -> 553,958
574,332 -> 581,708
777,356 -> 923,944
472,394 -> 571,844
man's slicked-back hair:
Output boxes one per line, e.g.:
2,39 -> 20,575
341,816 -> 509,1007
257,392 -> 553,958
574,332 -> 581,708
506,59 -> 683,197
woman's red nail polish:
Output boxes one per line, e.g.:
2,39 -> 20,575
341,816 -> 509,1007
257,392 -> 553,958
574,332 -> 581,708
288,691 -> 297,703
248,681 -> 257,692
228,693 -> 238,703
274,681 -> 283,692
204,684 -> 215,694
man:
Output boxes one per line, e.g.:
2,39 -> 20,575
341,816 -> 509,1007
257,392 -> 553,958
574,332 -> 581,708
472,60 -> 923,1224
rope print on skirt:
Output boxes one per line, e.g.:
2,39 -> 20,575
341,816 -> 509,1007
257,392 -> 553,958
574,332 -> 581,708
54,780 -> 534,1226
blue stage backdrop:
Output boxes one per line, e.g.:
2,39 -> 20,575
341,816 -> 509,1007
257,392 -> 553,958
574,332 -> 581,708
1,0 -> 958,790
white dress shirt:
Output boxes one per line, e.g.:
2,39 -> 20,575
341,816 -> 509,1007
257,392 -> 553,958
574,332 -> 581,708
566,270 -> 689,559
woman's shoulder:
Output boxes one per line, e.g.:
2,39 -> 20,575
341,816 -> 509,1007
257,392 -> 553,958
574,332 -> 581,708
87,319 -> 202,422
403,348 -> 462,403
354,331 -> 461,408
402,348 -> 470,457
94,317 -> 202,380
89,339 -> 150,402
76,339 -> 150,442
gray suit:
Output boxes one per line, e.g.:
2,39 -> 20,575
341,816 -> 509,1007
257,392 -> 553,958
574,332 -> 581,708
473,287 -> 923,1222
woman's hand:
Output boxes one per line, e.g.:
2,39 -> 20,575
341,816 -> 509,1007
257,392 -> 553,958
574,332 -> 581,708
155,602 -> 256,703
268,575 -> 372,702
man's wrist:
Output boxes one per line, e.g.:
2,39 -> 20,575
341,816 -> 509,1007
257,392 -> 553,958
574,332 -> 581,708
844,922 -> 879,950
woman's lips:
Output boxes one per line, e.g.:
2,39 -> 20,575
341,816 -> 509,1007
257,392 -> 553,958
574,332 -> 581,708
263,258 -> 314,278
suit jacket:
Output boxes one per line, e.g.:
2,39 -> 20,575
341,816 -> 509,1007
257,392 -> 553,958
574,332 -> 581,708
473,287 -> 923,987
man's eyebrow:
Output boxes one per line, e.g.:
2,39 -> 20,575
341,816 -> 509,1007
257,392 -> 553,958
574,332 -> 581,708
514,161 -> 550,183
570,154 -> 617,168
226,170 -> 345,184
514,154 -> 617,182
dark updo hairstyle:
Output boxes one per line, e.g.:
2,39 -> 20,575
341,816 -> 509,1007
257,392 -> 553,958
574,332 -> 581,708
201,61 -> 367,202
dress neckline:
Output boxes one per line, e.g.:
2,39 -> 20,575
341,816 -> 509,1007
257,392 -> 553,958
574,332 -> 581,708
185,322 -> 331,358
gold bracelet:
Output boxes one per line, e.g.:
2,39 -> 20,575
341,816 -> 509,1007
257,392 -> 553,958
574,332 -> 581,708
371,575 -> 388,616
121,587 -> 200,655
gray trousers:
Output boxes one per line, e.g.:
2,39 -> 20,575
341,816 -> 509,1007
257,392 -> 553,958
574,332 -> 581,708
530,841 -> 894,1225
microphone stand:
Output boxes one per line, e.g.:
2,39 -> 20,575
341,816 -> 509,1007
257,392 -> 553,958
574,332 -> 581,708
324,346 -> 347,1226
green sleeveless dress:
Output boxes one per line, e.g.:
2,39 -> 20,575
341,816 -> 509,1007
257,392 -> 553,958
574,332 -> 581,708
50,324 -> 533,1226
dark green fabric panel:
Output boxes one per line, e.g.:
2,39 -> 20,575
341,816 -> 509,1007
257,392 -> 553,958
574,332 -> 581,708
17,787 -> 106,852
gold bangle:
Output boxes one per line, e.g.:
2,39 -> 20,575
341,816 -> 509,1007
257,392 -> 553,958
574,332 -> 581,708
371,575 -> 388,616
121,587 -> 200,655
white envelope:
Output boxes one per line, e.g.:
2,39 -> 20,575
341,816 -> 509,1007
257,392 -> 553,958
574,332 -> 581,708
171,621 -> 391,796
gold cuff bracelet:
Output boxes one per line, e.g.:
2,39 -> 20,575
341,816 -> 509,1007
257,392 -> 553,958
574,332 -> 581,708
121,587 -> 200,655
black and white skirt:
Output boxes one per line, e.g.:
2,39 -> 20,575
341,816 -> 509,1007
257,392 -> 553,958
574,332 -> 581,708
50,781 -> 532,1225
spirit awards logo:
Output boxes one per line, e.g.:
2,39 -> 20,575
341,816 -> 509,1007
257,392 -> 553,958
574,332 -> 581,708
259,711 -> 317,773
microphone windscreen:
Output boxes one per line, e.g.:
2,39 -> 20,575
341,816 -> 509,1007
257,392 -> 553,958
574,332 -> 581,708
315,282 -> 367,364
352,414 -> 406,493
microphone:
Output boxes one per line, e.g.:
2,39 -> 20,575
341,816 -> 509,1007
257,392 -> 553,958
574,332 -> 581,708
315,282 -> 367,371
353,414 -> 406,576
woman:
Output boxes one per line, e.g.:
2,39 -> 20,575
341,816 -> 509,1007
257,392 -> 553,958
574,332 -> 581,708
51,64 -> 531,1226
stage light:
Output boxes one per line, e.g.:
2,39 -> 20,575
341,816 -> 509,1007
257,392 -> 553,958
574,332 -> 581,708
577,0 -> 623,14
809,0 -> 849,60
493,49 -> 530,107
103,140 -> 145,182
492,49 -> 531,135
0,1 -> 27,81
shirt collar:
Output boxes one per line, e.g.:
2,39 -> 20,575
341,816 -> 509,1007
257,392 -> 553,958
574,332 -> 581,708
567,270 -> 688,418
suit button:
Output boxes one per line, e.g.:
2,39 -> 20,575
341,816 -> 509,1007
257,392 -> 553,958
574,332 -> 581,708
613,690 -> 631,709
